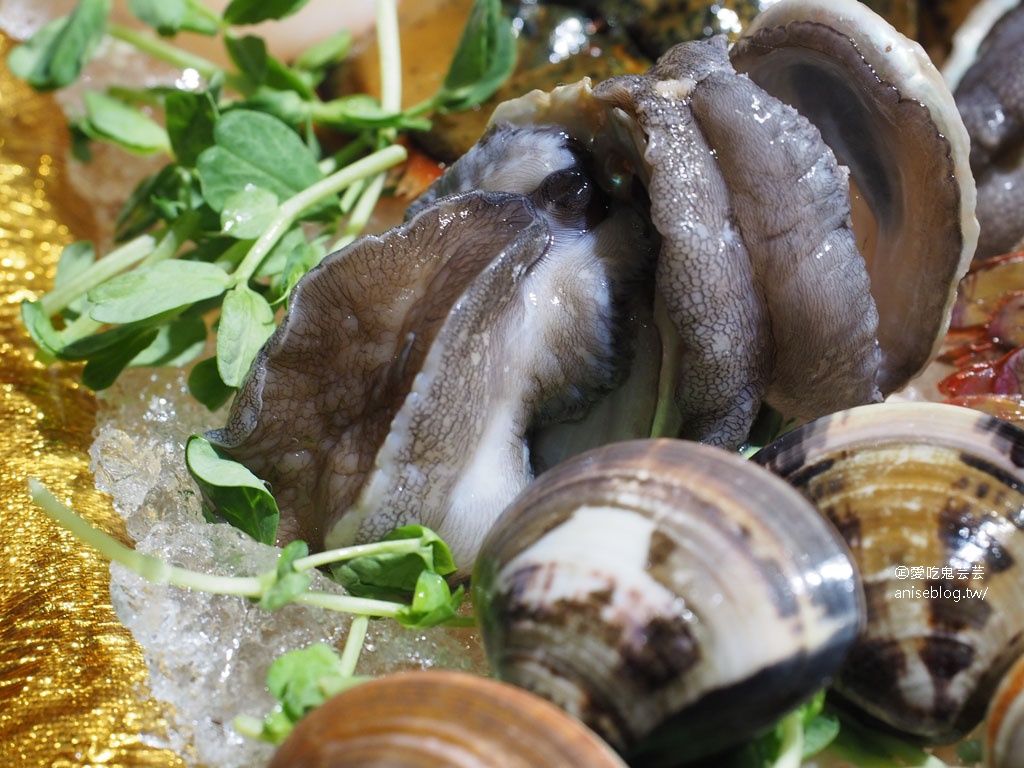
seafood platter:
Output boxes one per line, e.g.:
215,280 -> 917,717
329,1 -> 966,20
3,0 -> 1024,766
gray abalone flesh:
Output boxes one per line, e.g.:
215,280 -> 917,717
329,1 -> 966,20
208,0 -> 977,578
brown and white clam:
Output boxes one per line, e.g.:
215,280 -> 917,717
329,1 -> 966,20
753,401 -> 1024,744
985,650 -> 1024,768
208,0 -> 976,576
472,439 -> 864,764
268,669 -> 628,768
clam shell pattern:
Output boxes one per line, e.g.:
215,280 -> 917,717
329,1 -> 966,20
268,670 -> 628,768
473,439 -> 864,764
986,651 -> 1024,768
754,402 -> 1024,743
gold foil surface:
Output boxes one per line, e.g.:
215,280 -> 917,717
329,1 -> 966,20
0,32 -> 184,768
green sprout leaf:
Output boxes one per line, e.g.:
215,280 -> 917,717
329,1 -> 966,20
185,434 -> 279,544
216,285 -> 276,387
195,109 -> 323,213
128,0 -> 219,36
77,91 -> 171,155
187,356 -> 236,411
395,571 -> 466,629
7,0 -> 112,90
434,0 -> 516,112
222,0 -> 314,25
88,259 -> 230,323
259,541 -> 314,610
220,185 -> 279,240
333,525 -> 457,601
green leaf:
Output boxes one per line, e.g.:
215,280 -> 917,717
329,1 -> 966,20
188,356 -> 236,411
216,285 -> 276,387
195,109 -> 323,212
435,0 -> 516,112
220,185 -> 279,240
185,434 -> 279,544
293,30 -> 351,76
266,643 -> 352,720
222,0 -> 312,25
7,0 -> 112,90
802,713 -> 840,758
88,260 -> 230,323
313,95 -> 431,133
259,541 -> 314,610
225,33 -> 267,89
54,241 -> 97,318
164,89 -> 218,167
333,525 -> 457,601
20,300 -> 65,362
130,312 -> 208,367
81,326 -> 161,390
78,91 -> 171,155
129,0 -> 218,36
395,571 -> 466,628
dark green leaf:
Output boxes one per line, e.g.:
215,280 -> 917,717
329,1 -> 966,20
185,434 -> 279,543
188,356 -> 235,411
222,0 -> 312,25
78,91 -> 171,155
435,0 -> 516,112
81,326 -> 160,390
216,285 -> 276,387
164,89 -> 218,167
220,185 -> 279,240
264,54 -> 316,100
128,0 -> 218,36
88,260 -> 230,323
7,0 -> 112,90
195,109 -> 323,212
61,317 -> 167,359
333,525 -> 457,601
130,312 -> 207,367
115,165 -> 196,240
225,33 -> 267,89
956,739 -> 983,764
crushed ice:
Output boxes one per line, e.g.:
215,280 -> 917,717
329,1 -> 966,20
91,368 -> 485,767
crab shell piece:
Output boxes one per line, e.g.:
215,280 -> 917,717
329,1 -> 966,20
473,439 -> 864,764
268,670 -> 629,768
753,401 -> 1024,744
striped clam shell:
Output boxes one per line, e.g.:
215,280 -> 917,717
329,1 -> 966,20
268,670 -> 628,768
986,651 -> 1024,768
753,401 -> 1024,743
472,439 -> 864,764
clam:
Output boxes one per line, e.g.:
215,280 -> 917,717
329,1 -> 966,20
268,669 -> 628,767
944,0 -> 1024,260
209,0 -> 976,573
985,651 -> 1024,768
472,438 -> 864,764
753,401 -> 1024,744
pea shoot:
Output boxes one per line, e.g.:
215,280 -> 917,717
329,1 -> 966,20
10,0 -> 515,407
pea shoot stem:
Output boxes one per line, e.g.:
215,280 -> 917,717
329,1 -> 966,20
27,478 -> 411,618
107,23 -> 222,82
39,233 -> 156,316
232,143 -> 407,285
